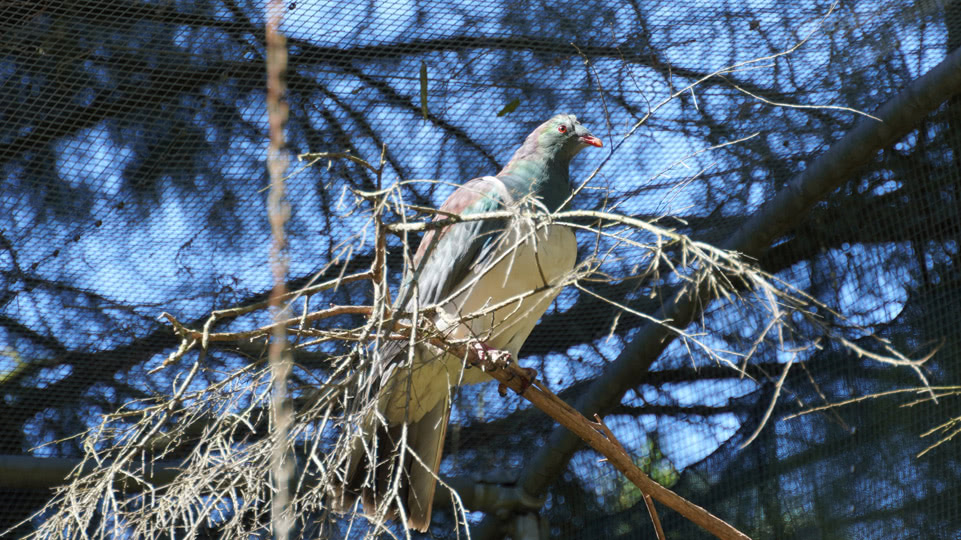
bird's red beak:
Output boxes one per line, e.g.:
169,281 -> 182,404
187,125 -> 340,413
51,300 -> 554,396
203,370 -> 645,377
579,135 -> 603,147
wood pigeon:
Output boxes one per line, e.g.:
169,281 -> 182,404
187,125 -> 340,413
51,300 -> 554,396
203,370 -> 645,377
335,114 -> 602,531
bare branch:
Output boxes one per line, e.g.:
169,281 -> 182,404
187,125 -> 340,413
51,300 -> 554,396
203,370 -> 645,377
266,4 -> 293,539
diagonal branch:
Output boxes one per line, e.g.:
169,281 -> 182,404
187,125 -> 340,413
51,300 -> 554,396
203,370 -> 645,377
472,353 -> 750,540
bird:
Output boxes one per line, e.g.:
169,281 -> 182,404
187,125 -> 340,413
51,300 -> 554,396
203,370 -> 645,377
333,114 -> 602,531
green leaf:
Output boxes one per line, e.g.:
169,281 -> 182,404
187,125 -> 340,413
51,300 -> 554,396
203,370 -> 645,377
496,98 -> 520,117
419,61 -> 428,119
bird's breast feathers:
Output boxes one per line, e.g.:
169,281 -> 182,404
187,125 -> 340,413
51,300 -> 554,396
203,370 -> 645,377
439,221 -> 576,358
379,222 -> 575,421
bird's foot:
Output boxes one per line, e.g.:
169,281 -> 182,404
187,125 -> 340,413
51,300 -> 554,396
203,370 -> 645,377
469,341 -> 512,371
498,366 -> 538,397
467,342 -> 538,397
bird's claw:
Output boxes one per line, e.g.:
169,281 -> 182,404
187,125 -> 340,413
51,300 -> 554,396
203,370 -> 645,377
467,342 -> 538,397
497,367 -> 538,397
470,341 -> 512,371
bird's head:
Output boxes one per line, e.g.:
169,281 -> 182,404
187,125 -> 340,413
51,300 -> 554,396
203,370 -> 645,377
537,113 -> 603,159
500,113 -> 602,179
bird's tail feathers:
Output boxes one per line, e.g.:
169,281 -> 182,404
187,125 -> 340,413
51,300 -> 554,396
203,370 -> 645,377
330,396 -> 450,532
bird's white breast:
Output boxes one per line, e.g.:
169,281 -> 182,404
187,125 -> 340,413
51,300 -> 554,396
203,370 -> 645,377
439,221 -> 576,380
380,222 -> 576,422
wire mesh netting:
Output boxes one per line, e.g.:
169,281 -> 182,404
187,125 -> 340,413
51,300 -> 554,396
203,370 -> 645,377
1,0 -> 960,538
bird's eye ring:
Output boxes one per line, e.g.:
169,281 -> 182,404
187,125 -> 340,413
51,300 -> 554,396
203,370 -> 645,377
557,125 -> 568,133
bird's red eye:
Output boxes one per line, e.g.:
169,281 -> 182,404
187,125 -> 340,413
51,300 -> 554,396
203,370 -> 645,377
557,125 -> 567,133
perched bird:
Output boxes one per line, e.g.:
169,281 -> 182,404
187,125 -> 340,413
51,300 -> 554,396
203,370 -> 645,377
335,114 -> 602,531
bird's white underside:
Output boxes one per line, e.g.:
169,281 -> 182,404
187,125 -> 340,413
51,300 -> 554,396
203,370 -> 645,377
380,222 -> 577,423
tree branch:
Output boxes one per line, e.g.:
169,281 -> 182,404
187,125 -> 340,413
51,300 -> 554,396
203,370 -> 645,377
472,354 -> 750,540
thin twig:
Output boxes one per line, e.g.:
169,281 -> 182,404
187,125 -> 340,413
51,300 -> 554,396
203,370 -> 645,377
591,414 -> 665,539
739,356 -> 794,449
643,494 -> 667,540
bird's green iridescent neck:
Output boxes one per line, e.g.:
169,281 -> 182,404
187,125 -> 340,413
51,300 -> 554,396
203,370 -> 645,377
498,155 -> 571,212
